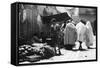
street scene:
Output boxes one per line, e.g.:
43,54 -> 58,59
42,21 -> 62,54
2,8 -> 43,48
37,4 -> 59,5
18,4 -> 97,64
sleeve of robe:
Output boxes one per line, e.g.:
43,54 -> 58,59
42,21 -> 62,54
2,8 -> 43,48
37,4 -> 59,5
63,25 -> 69,45
86,21 -> 94,45
74,28 -> 78,42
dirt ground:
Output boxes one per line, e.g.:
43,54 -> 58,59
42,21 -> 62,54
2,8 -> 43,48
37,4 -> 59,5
20,48 -> 96,64
20,36 -> 96,64
35,48 -> 96,63
35,36 -> 96,63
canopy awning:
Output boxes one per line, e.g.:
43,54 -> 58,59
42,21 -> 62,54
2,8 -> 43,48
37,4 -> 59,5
41,12 -> 72,24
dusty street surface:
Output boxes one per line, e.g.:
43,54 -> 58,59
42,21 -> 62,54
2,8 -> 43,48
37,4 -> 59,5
20,48 -> 96,64
20,36 -> 96,64
35,36 -> 96,63
35,48 -> 96,63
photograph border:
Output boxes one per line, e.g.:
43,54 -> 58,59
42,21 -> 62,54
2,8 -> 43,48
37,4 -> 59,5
11,2 -> 98,66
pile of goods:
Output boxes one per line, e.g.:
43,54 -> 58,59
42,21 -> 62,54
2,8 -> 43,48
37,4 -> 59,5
19,43 -> 55,62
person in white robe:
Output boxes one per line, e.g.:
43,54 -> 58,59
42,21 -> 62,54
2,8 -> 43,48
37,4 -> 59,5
73,21 -> 89,50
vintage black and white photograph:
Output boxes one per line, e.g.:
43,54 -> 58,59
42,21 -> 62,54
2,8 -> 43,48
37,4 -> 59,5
16,3 -> 97,65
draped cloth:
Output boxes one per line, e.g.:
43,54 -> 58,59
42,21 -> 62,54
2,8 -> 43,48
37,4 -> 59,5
64,22 -> 77,45
76,22 -> 89,46
86,21 -> 94,47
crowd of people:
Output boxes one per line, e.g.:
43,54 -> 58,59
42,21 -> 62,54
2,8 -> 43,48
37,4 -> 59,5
63,19 -> 96,50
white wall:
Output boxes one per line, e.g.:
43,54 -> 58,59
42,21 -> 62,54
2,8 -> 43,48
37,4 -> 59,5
0,0 -> 99,68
